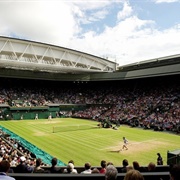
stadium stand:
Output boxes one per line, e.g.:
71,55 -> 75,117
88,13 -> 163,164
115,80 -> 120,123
0,36 -> 180,179
8,172 -> 170,180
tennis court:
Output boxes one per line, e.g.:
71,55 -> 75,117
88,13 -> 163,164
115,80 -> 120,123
0,118 -> 179,166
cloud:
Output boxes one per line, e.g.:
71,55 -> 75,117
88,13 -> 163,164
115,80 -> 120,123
70,14 -> 180,65
153,0 -> 180,3
70,0 -> 113,10
117,2 -> 133,20
0,1 -> 180,66
89,9 -> 109,21
0,1 -> 78,46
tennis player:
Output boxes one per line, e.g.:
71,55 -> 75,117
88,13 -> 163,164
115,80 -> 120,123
120,137 -> 128,151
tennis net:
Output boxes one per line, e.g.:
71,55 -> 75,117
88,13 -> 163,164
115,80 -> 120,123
52,124 -> 99,133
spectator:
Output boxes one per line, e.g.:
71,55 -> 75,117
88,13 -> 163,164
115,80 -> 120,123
33,158 -> 46,173
10,157 -> 18,167
49,157 -> 61,173
126,166 -> 134,172
14,156 -> 33,173
133,161 -> 140,170
80,162 -> 92,174
0,160 -> 16,180
147,162 -> 156,172
121,159 -> 129,173
91,168 -> 100,173
63,163 -> 78,174
105,165 -> 118,180
124,169 -> 144,180
107,162 -> 114,166
157,153 -> 163,165
133,161 -> 146,172
170,164 -> 180,180
99,160 -> 107,174
63,160 -> 77,174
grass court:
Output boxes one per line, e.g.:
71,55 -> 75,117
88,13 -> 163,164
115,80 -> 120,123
0,118 -> 179,166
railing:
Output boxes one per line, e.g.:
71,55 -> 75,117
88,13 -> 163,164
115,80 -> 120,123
9,172 -> 170,180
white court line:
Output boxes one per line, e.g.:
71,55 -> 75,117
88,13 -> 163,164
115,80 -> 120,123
100,139 -> 157,150
130,139 -> 157,145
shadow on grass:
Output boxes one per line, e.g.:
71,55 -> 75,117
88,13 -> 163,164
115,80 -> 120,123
108,150 -> 121,153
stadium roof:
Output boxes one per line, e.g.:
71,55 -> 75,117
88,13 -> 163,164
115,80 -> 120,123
0,36 -> 117,74
0,36 -> 180,81
117,53 -> 180,72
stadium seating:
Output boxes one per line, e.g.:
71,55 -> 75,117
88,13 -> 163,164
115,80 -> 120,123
9,165 -> 171,180
10,165 -> 170,174
9,172 -> 170,180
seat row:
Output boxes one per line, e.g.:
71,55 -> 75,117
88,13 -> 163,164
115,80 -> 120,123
9,171 -> 170,180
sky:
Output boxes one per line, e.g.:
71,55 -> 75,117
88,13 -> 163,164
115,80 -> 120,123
0,0 -> 180,66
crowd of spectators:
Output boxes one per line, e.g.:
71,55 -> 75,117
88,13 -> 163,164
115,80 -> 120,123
0,76 -> 179,133
0,130 -> 37,172
72,82 -> 180,133
0,76 -> 179,179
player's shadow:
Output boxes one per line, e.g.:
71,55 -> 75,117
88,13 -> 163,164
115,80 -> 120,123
108,150 -> 121,153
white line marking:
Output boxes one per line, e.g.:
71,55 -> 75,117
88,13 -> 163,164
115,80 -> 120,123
101,139 -> 157,150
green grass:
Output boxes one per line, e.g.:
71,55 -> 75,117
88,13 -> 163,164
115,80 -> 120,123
0,118 -> 179,167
